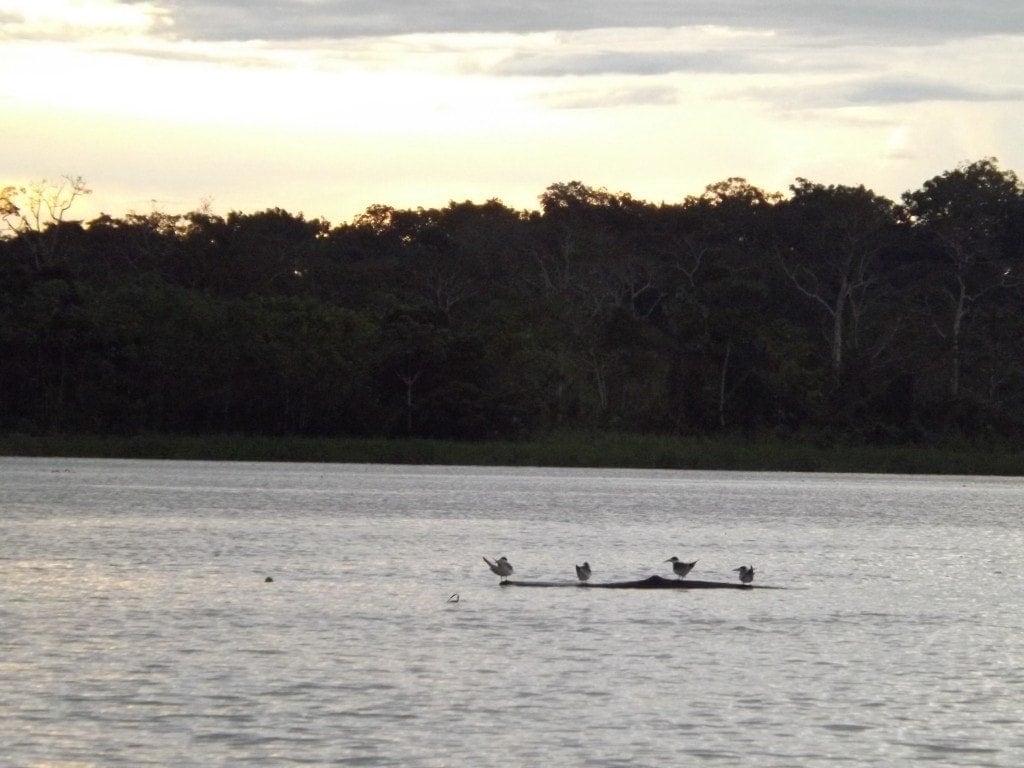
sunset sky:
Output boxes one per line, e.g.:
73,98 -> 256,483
3,1 -> 1022,224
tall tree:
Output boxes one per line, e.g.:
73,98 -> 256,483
902,158 -> 1024,398
775,180 -> 897,383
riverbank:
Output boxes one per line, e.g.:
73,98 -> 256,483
3,431 -> 1023,475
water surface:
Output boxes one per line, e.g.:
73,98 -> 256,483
1,458 -> 1022,766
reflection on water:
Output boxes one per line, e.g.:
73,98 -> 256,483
1,458 -> 1022,766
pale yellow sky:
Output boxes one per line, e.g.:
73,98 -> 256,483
3,1 -> 1023,224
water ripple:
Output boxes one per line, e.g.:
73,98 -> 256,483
3,459 -> 1023,767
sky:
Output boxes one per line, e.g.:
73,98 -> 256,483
2,1 -> 1023,225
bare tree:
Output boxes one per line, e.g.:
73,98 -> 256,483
1,175 -> 92,269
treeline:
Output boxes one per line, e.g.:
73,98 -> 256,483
2,159 -> 1023,445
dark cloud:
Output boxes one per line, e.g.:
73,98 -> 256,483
155,1 -> 1024,43
843,77 -> 1024,105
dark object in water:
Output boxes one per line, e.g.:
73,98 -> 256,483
500,575 -> 779,590
265,576 -> 274,583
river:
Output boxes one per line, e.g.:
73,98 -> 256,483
1,458 -> 1022,766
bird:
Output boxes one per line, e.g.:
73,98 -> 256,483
575,562 -> 592,582
734,565 -> 755,584
664,557 -> 697,579
483,556 -> 514,582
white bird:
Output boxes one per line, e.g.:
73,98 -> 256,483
483,556 -> 513,582
734,565 -> 755,584
664,556 -> 697,579
575,562 -> 592,582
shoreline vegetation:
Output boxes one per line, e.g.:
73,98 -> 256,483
3,432 -> 1023,476
5,163 -> 1024,450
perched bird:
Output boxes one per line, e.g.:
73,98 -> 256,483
575,562 -> 592,582
664,557 -> 697,579
483,556 -> 514,582
734,565 -> 755,584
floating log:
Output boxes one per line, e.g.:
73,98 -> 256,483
500,575 -> 780,590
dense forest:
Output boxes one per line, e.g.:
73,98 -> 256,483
2,159 -> 1023,446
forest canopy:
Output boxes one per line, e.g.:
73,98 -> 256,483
2,159 -> 1023,445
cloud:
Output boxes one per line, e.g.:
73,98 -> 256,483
539,85 -> 679,109
0,0 -> 170,40
10,3 -> 1022,90
843,77 -> 1024,105
737,74 -> 1024,118
151,2 -> 1024,44
493,49 -> 772,78
770,76 -> 1024,110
